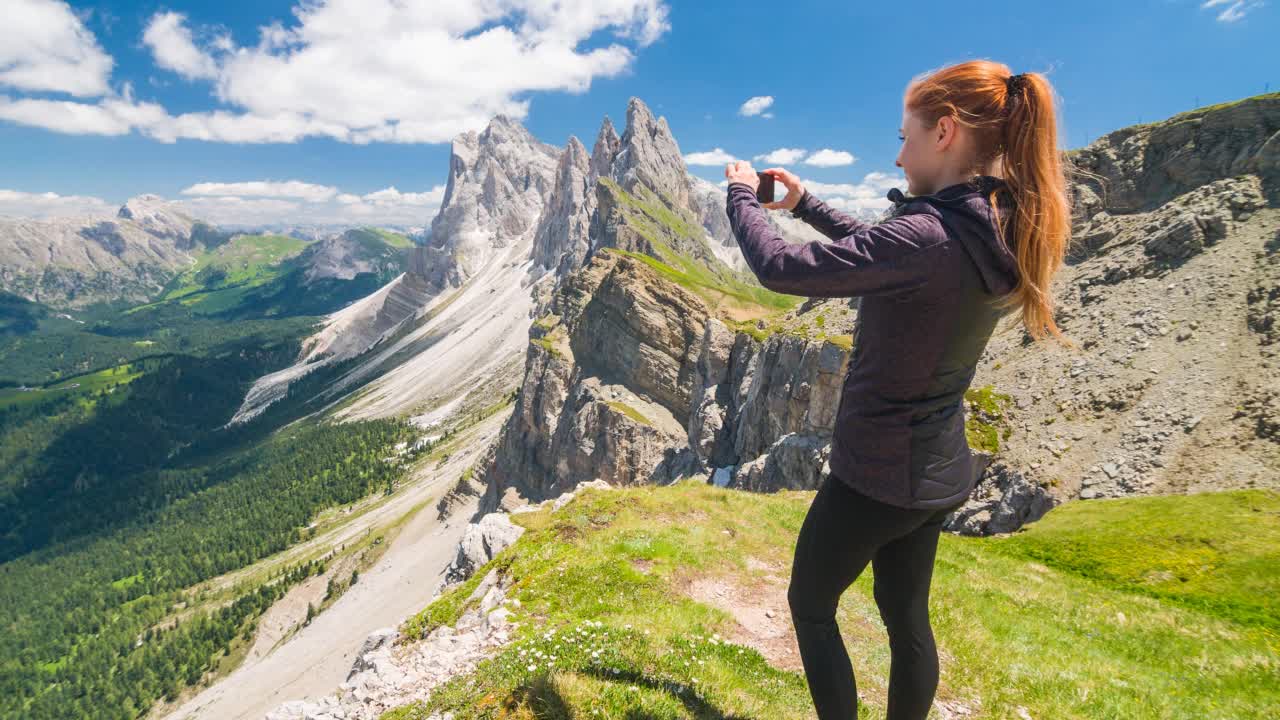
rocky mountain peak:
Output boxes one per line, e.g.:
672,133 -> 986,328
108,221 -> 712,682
589,116 -> 621,183
532,135 -> 593,276
416,115 -> 562,290
610,96 -> 691,211
116,194 -> 197,243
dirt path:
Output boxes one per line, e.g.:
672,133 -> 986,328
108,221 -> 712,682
160,410 -> 505,720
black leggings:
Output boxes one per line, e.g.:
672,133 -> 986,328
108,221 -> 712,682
787,471 -> 962,719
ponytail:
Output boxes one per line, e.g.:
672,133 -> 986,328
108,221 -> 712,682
905,60 -> 1074,347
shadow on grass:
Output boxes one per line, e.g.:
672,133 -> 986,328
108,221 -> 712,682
512,665 -> 756,719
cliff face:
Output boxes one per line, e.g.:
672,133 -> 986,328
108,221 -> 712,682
416,114 -> 561,292
473,96 -> 860,515
468,93 -> 1280,535
230,113 -> 561,425
531,136 -> 593,277
1068,94 -> 1280,216
487,251 -> 708,502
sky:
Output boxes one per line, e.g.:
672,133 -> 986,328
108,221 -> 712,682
0,0 -> 1274,227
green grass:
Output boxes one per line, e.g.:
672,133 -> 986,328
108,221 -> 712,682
362,227 -> 416,249
124,234 -> 307,316
964,384 -> 1015,454
383,483 -> 1280,720
991,490 -> 1280,631
606,400 -> 652,426
0,361 -> 145,411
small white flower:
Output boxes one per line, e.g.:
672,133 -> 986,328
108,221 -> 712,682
528,663 -> 537,672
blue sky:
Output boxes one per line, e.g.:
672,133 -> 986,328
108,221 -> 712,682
0,0 -> 1273,226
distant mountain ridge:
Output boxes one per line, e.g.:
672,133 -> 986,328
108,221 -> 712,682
0,195 -> 225,309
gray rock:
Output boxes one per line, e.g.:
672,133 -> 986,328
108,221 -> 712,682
442,512 -> 526,585
944,455 -> 1058,535
1144,213 -> 1206,261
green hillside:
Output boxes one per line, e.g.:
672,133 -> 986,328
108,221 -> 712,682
387,483 -> 1280,720
0,227 -> 412,385
123,227 -> 410,319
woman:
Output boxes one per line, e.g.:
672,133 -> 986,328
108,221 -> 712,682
723,60 -> 1072,719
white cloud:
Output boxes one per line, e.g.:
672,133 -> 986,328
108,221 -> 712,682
802,148 -> 857,167
738,95 -> 774,118
173,196 -> 302,224
802,171 -> 903,214
684,147 -> 740,165
0,92 -> 169,136
174,181 -> 449,226
1201,0 -> 1264,22
361,186 -> 447,206
702,169 -> 902,215
1,0 -> 673,144
0,188 -> 115,219
142,12 -> 220,81
181,180 -> 340,202
0,180 -> 450,227
0,0 -> 113,97
753,147 -> 807,165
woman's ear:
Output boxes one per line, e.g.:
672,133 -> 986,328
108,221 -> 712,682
935,115 -> 955,152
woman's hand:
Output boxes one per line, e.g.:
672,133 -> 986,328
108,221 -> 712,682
724,160 -> 759,192
723,162 -> 805,212
760,167 -> 805,211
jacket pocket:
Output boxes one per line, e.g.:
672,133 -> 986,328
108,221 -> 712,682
837,414 -> 913,504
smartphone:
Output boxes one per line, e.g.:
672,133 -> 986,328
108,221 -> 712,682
755,171 -> 775,204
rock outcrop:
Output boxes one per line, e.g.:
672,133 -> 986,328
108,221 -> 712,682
531,135 -> 593,278
1068,93 -> 1280,214
267,567 -> 516,720
440,512 -> 526,586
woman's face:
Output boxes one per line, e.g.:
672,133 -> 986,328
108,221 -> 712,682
895,106 -> 963,196
895,108 -> 938,196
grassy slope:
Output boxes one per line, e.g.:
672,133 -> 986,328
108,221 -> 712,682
362,227 -> 416,249
596,177 -> 802,322
125,233 -> 310,315
387,483 -> 1279,719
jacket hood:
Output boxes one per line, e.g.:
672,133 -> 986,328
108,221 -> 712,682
886,175 -> 1019,296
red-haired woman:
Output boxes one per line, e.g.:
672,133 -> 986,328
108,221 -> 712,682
724,60 -> 1073,719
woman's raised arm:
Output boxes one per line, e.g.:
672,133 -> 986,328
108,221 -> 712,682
788,190 -> 874,242
757,167 -> 873,242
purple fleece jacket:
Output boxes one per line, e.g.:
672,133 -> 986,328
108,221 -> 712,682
725,176 -> 1020,509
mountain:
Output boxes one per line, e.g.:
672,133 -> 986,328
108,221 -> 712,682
226,113 -> 563,426
0,195 -> 230,309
